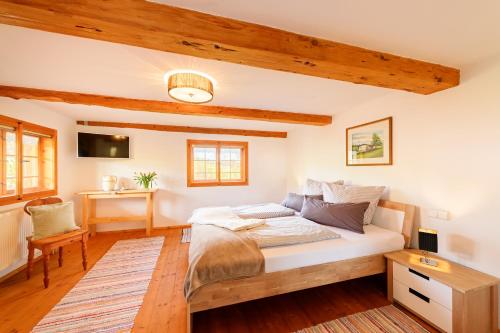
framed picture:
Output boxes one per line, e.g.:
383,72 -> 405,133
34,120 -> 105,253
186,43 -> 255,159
346,117 -> 392,166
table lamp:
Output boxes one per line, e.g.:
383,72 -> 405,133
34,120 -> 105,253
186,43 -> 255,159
418,228 -> 438,266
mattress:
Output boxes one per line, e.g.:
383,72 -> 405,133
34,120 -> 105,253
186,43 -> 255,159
262,224 -> 404,273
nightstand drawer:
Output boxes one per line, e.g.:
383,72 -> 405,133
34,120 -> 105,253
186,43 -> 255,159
393,261 -> 452,309
393,279 -> 452,332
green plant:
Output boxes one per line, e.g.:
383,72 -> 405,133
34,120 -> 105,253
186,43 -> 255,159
133,171 -> 158,189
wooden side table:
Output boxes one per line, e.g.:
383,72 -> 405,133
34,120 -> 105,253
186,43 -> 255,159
77,189 -> 157,237
385,249 -> 498,333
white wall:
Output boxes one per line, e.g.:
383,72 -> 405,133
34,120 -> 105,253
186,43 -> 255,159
0,99 -> 77,277
286,56 -> 500,326
74,125 -> 288,230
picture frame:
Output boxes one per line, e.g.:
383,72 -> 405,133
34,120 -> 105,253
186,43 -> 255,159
346,117 -> 392,166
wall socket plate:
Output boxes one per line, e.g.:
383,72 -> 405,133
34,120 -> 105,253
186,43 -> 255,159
428,209 -> 449,220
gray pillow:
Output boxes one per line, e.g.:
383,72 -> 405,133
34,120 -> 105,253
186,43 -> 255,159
281,193 -> 323,212
300,197 -> 370,234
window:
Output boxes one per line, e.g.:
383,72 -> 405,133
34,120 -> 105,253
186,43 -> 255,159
187,140 -> 248,187
0,115 -> 57,206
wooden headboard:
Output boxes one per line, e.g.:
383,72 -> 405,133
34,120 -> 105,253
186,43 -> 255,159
375,200 -> 415,248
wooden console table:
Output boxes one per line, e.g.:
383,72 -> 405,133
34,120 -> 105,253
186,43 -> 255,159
77,189 -> 157,237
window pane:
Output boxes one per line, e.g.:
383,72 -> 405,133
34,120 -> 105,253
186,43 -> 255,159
194,160 -> 205,174
230,149 -> 240,160
220,149 -> 231,161
23,156 -> 39,178
192,146 -> 217,182
194,148 -> 205,161
1,131 -> 17,197
205,148 -> 216,161
220,160 -> 230,173
230,161 -> 240,172
23,177 -> 39,191
22,135 -> 40,190
39,136 -> 56,191
220,147 -> 242,182
6,132 -> 16,155
23,135 -> 39,156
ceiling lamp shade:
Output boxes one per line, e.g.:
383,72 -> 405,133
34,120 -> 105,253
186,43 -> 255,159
167,72 -> 214,104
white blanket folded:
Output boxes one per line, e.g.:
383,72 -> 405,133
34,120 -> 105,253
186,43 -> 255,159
188,206 -> 265,231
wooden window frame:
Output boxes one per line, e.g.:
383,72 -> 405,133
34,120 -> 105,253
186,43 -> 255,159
187,139 -> 248,187
0,114 -> 58,206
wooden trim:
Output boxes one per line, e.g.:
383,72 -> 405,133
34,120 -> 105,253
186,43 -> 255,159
16,122 -> 22,199
0,114 -> 57,206
76,120 -> 287,138
0,85 -> 331,126
0,1 -> 459,94
346,116 -> 393,166
190,253 -> 386,312
0,129 -> 5,196
187,139 -> 249,187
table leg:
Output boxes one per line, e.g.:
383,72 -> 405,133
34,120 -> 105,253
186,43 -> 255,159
89,198 -> 97,237
82,194 -> 89,233
146,193 -> 153,236
42,249 -> 50,288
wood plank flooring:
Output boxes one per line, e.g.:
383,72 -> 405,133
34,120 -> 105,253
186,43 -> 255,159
0,229 -> 437,333
0,229 -> 188,333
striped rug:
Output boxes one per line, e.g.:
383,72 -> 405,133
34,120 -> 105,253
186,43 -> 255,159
296,305 -> 429,333
32,236 -> 164,333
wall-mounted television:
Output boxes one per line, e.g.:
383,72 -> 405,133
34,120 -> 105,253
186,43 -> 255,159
77,132 -> 130,158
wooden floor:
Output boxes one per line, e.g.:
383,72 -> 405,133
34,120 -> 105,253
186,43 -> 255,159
0,229 -> 437,333
0,229 -> 189,333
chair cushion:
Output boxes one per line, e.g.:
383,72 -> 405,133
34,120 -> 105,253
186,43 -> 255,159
29,202 -> 80,240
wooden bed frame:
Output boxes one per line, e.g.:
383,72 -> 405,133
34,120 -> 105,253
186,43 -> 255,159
187,199 -> 415,329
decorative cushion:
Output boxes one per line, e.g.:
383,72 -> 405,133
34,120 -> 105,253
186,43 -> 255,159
303,178 -> 344,195
29,202 -> 80,240
300,197 -> 370,234
321,183 -> 385,225
281,193 -> 323,212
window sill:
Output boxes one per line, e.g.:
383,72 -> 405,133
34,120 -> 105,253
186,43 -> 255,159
0,189 -> 58,206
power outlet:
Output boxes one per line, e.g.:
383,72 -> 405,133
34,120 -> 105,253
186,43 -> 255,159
428,209 -> 449,220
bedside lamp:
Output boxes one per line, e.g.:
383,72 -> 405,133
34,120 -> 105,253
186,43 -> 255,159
418,228 -> 438,266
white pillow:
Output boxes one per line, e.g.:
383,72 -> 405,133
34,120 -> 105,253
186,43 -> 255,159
304,178 -> 343,195
321,183 -> 385,225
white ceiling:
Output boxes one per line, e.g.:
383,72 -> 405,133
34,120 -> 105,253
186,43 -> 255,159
1,0 -> 499,131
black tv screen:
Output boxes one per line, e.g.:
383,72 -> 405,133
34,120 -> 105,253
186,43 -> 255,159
78,132 -> 130,158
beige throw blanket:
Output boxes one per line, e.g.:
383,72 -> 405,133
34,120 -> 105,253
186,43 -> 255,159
184,224 -> 265,300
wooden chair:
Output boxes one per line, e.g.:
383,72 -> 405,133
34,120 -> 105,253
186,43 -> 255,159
24,197 -> 88,288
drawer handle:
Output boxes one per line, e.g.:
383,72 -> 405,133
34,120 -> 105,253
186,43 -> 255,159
409,268 -> 429,280
409,288 -> 430,303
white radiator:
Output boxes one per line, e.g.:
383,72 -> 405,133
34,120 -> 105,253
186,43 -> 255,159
0,208 -> 33,273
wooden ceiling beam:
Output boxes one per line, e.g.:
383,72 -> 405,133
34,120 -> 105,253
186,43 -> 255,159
76,121 -> 287,138
0,0 -> 459,94
0,85 -> 331,126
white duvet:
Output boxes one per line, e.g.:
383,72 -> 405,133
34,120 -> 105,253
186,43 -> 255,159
240,215 -> 340,248
188,206 -> 265,231
188,204 -> 340,248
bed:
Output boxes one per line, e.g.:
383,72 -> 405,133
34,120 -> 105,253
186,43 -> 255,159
186,199 -> 415,328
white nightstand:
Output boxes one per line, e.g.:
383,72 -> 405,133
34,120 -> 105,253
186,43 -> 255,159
385,250 -> 498,333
